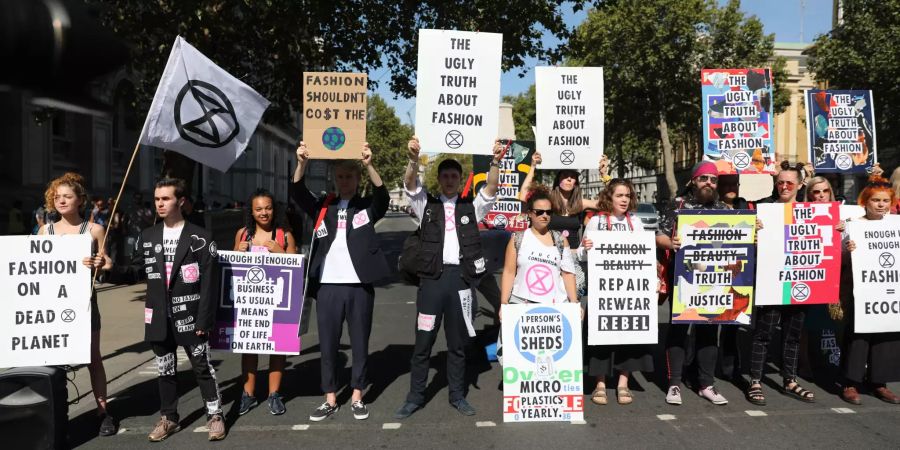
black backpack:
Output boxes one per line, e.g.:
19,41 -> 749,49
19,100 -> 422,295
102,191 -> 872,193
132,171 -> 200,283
398,228 -> 422,286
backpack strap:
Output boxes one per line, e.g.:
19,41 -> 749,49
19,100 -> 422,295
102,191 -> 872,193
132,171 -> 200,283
47,221 -> 55,235
275,228 -> 286,250
550,230 -> 566,259
313,193 -> 336,235
79,221 -> 89,234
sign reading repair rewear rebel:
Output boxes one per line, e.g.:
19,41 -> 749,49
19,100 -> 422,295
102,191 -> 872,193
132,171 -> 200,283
415,29 -> 502,155
302,72 -> 367,159
535,66 -> 604,169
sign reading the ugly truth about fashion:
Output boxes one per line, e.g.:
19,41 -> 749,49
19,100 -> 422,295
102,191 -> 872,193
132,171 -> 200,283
302,72 -> 367,159
701,68 -> 775,175
848,220 -> 900,333
415,29 -> 502,155
805,89 -> 877,174
535,66 -> 604,169
0,235 -> 91,368
502,303 -> 583,422
473,140 -> 536,231
756,202 -> 842,305
672,210 -> 756,325
585,230 -> 657,345
211,251 -> 305,354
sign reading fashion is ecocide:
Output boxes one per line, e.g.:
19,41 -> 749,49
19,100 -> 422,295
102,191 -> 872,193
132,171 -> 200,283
585,230 -> 657,345
211,251 -> 305,354
0,235 -> 91,368
302,72 -> 368,159
848,220 -> 900,333
502,303 -> 583,422
535,66 -> 604,169
415,29 -> 502,155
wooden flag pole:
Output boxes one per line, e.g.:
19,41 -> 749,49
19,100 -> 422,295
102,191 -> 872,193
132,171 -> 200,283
94,140 -> 142,282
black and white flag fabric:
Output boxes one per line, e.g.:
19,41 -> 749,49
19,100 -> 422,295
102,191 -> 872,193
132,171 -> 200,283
140,36 -> 270,172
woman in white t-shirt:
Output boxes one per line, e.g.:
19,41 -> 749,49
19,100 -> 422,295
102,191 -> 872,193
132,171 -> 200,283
578,178 -> 654,406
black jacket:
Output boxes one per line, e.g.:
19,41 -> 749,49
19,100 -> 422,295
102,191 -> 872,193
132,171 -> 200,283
291,180 -> 391,293
130,222 -> 220,345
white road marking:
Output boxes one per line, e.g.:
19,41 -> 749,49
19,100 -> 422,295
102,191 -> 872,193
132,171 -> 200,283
657,414 -> 676,421
382,423 -> 402,430
193,426 -> 209,432
745,410 -> 767,417
475,421 -> 496,427
832,407 -> 856,414
570,419 -> 587,425
291,424 -> 310,431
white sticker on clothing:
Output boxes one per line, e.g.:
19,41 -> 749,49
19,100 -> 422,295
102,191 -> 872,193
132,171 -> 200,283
474,257 -> 486,274
144,307 -> 153,324
459,289 -> 476,337
315,222 -> 328,238
352,210 -> 371,228
417,313 -> 436,331
181,262 -> 200,283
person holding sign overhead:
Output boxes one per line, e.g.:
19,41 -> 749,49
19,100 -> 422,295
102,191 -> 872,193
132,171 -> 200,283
233,189 -> 297,416
394,136 -> 502,419
38,172 -> 116,436
293,142 -> 390,421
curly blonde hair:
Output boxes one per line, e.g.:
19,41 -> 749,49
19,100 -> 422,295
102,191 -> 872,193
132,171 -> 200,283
44,172 -> 87,213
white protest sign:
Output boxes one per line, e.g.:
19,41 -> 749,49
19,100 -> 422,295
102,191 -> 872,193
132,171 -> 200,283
848,219 -> 900,333
414,29 -> 502,155
0,235 -> 91,368
586,230 -> 657,345
501,303 -> 583,422
535,66 -> 604,169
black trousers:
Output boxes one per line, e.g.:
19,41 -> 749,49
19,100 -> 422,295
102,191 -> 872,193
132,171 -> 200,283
151,321 -> 221,421
407,265 -> 475,405
666,324 -> 719,388
750,306 -> 805,382
316,283 -> 375,393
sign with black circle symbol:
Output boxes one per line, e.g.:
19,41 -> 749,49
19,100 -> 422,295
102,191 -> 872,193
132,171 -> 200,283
732,151 -> 751,170
61,309 -> 76,323
246,266 -> 266,284
445,130 -> 464,149
559,150 -> 575,165
791,282 -> 810,302
834,154 -> 853,170
879,252 -> 895,269
174,80 -> 240,148
493,214 -> 508,229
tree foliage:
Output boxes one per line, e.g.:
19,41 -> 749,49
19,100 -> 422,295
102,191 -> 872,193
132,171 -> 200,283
363,95 -> 413,193
503,85 -> 536,141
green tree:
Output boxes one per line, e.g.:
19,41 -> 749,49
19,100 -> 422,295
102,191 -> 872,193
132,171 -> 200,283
424,154 -> 473,195
807,0 -> 900,167
363,95 -> 413,193
503,85 -> 536,141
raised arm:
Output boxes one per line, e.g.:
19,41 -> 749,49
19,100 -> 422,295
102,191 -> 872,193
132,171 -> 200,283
292,141 -> 309,183
482,139 -> 504,198
404,136 -> 421,192
518,151 -> 541,201
362,143 -> 389,221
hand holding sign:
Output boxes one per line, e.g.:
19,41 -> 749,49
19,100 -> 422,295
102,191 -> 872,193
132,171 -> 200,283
493,139 -> 508,163
531,151 -> 542,166
408,136 -> 421,162
361,143 -> 373,167
296,141 -> 310,163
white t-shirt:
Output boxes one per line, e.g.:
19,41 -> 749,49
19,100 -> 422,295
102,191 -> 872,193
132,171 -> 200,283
512,230 -> 576,303
163,223 -> 184,286
578,213 -> 643,260
320,199 -> 362,283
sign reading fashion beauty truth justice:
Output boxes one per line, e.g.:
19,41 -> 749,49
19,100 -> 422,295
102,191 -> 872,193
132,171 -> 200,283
473,140 -> 536,231
701,68 -> 775,175
585,230 -> 657,345
805,89 -> 877,174
756,202 -> 842,305
535,66 -> 604,169
0,235 -> 91,368
848,220 -> 900,333
502,303 -> 583,422
302,72 -> 368,159
211,251 -> 305,355
672,210 -> 756,325
414,29 -> 502,155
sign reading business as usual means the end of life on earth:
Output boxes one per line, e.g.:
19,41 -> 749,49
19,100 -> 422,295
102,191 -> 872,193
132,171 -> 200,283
535,66 -> 604,169
0,235 -> 92,368
415,29 -> 502,155
302,72 -> 368,159
848,220 -> 900,333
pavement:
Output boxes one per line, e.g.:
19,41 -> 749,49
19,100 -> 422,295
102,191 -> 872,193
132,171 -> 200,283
60,214 -> 900,449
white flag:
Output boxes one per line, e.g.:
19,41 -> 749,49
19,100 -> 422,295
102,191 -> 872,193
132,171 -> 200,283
140,36 -> 270,172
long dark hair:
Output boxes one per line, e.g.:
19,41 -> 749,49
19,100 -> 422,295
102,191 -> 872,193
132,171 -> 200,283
243,189 -> 288,239
549,170 -> 583,215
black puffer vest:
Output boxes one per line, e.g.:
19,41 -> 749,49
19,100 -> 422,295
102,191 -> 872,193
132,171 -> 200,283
417,194 -> 486,282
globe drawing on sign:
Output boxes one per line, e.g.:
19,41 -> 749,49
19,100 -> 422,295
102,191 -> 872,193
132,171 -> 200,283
322,127 -> 346,151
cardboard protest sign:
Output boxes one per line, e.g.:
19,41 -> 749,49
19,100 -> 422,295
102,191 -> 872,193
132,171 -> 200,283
805,89 -> 877,174
585,230 -> 657,345
473,140 -> 536,231
672,210 -> 756,325
756,202 -> 842,305
701,69 -> 775,175
211,251 -> 305,354
502,303 -> 583,422
535,66 -> 604,169
0,235 -> 91,368
302,72 -> 367,159
415,29 -> 502,155
848,220 -> 900,333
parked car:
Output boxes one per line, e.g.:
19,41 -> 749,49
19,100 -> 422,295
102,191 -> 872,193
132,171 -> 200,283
634,203 -> 659,231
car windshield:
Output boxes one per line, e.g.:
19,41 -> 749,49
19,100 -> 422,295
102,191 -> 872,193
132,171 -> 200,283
637,204 -> 656,213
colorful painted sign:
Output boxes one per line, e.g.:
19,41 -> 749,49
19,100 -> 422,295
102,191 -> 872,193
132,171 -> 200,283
848,219 -> 900,333
473,140 -> 536,231
302,72 -> 368,159
805,89 -> 877,174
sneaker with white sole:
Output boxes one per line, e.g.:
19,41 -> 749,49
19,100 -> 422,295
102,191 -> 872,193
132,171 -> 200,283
309,402 -> 339,421
666,385 -> 683,405
351,400 -> 369,420
698,385 -> 728,405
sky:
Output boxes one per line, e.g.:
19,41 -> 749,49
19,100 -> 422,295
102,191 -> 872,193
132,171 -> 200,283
369,0 -> 834,126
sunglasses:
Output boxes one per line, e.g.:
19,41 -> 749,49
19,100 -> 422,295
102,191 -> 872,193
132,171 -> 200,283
531,208 -> 552,217
810,188 -> 831,196
776,180 -> 797,188
696,175 -> 718,184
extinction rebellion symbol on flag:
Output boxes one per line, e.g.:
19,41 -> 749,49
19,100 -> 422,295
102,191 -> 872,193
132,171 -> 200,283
174,80 -> 240,148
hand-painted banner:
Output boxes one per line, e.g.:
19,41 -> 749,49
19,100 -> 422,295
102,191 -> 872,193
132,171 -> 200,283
535,66 -> 604,169
756,202 -> 842,305
805,89 -> 877,174
848,220 -> 900,333
415,29 -> 501,155
302,72 -> 368,159
0,235 -> 92,368
211,251 -> 305,354
473,140 -> 536,231
701,68 -> 775,175
502,303 -> 583,422
672,210 -> 756,325
586,230 -> 657,345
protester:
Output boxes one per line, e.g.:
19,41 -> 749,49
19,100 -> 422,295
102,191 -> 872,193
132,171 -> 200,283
7,200 -> 27,234
657,160 -> 729,405
89,196 -> 109,228
183,196 -> 205,228
293,142 -> 390,421
715,174 -> 751,381
130,178 -> 224,442
124,192 -> 153,261
579,178 -> 653,405
840,175 -> 900,405
233,189 -> 297,416
38,173 -> 115,436
394,136 -> 501,419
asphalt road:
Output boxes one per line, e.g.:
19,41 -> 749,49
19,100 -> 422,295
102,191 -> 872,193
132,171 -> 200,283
69,214 -> 900,449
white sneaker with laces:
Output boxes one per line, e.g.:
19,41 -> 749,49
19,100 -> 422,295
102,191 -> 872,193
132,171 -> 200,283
666,385 -> 683,405
698,385 -> 728,405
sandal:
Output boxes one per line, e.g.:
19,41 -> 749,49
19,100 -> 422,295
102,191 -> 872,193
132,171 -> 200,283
616,387 -> 633,405
783,379 -> 815,403
591,387 -> 608,405
746,382 -> 766,406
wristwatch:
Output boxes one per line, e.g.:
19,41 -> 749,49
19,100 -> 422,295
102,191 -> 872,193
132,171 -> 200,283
490,161 -> 501,167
